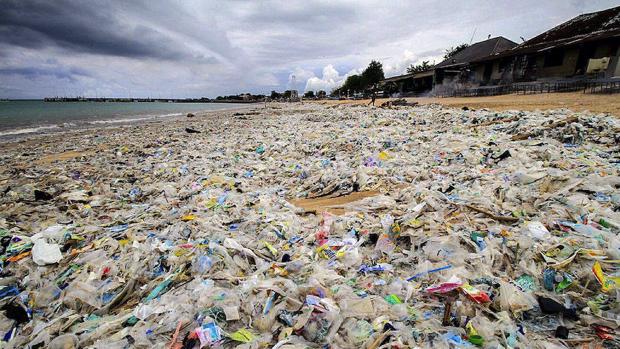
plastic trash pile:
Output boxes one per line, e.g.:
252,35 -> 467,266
0,103 -> 619,348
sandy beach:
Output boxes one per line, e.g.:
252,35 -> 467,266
316,92 -> 620,115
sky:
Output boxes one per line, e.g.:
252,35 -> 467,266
0,0 -> 618,99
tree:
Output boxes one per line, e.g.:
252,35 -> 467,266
361,60 -> 384,88
444,43 -> 469,60
342,74 -> 364,93
303,90 -> 315,98
407,60 -> 432,74
270,90 -> 282,99
332,60 -> 385,96
316,90 -> 327,99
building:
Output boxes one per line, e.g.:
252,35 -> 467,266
472,5 -> 620,86
381,5 -> 620,97
382,70 -> 433,96
381,37 -> 517,96
432,37 -> 517,94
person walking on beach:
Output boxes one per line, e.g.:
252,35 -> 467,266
368,84 -> 377,106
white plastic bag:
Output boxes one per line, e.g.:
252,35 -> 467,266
32,240 -> 62,266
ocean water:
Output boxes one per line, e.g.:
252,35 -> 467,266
0,100 -> 250,137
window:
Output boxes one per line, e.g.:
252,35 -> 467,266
544,49 -> 565,67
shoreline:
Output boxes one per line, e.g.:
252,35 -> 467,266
0,103 -> 257,143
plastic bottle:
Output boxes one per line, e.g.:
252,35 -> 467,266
192,254 -> 213,274
470,232 -> 487,250
344,319 -> 374,345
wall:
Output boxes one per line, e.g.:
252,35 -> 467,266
461,40 -> 620,85
609,56 -> 620,77
473,65 -> 486,82
536,47 -> 580,78
612,44 -> 620,77
490,62 -> 502,81
469,61 -> 510,85
593,42 -> 617,58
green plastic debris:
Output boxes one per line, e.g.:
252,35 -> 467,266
514,274 -> 536,292
229,328 -> 255,343
385,294 -> 402,305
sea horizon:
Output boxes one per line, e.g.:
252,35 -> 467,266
0,100 -> 252,138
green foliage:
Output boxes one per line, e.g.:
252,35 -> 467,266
346,74 -> 364,92
444,43 -> 469,60
303,90 -> 315,98
407,60 -> 432,74
361,60 -> 385,87
333,60 -> 385,95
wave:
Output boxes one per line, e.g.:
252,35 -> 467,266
0,104 -> 250,139
87,112 -> 183,124
0,125 -> 60,136
0,112 -> 186,138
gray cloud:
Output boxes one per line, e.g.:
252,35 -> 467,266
240,2 -> 357,29
0,0 -> 216,62
0,0 -> 618,99
0,66 -> 91,81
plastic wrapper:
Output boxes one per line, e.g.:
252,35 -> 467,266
0,103 -> 619,347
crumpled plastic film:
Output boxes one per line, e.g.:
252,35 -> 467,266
0,103 -> 619,348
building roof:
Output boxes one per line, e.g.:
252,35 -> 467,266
382,72 -> 415,83
434,37 -> 518,69
381,37 -> 516,83
476,5 -> 620,61
381,69 -> 434,84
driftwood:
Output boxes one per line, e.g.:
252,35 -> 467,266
93,278 -> 137,316
470,116 -> 520,128
185,127 -> 201,134
463,203 -> 519,223
233,111 -> 260,116
380,99 -> 419,108
511,116 -> 579,141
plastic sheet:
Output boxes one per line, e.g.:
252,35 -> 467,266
0,103 -> 619,347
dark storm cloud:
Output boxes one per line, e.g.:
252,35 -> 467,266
241,2 -> 356,28
0,66 -> 91,82
0,0 -> 212,61
0,0 -> 618,99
